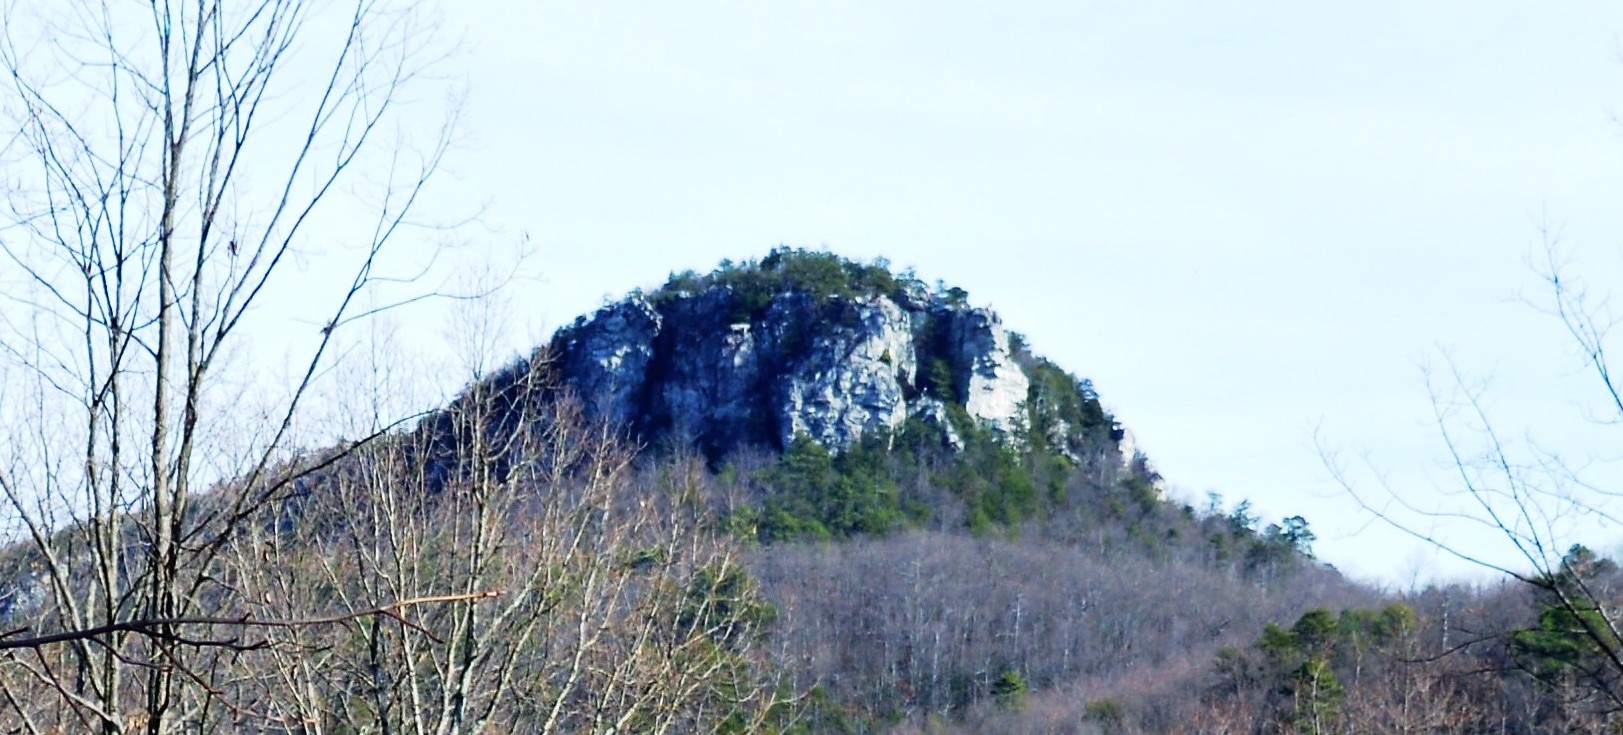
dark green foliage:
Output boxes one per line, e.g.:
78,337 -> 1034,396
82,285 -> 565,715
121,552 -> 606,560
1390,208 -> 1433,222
717,359 -> 1323,566
1024,359 -> 1120,452
728,411 -> 1318,592
1276,515 -> 1316,556
663,268 -> 704,294
746,406 -> 1131,543
1291,607 -> 1339,656
1334,602 -> 1418,655
754,434 -> 905,542
1513,602 -> 1614,686
936,422 -> 1040,535
1084,698 -> 1126,732
1511,545 -> 1621,688
1257,610 -> 1344,733
616,545 -> 669,571
1227,499 -> 1258,534
1291,657 -> 1344,735
1225,603 -> 1419,734
926,358 -> 956,401
1181,496 -> 1321,583
656,246 -> 908,323
1120,476 -> 1159,514
1224,512 -> 1316,581
678,562 -> 778,650
1013,345 -> 1125,486
1379,601 -> 1419,637
991,669 -> 1028,711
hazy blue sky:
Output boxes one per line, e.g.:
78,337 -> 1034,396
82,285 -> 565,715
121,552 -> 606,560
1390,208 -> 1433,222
419,2 -> 1623,585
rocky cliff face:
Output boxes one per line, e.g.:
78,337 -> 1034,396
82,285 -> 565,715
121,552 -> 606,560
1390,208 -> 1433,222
548,253 -> 1115,464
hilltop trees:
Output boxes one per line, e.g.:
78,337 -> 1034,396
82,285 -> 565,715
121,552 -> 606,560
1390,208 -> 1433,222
662,247 -> 907,313
751,434 -> 905,541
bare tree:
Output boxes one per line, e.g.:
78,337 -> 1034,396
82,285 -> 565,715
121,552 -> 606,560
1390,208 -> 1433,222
0,0 -> 460,732
198,345 -> 791,734
1323,237 -> 1623,724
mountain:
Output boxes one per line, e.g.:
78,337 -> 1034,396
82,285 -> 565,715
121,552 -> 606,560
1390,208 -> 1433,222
549,246 -> 1132,468
507,249 -> 1376,731
7,247 -> 1584,734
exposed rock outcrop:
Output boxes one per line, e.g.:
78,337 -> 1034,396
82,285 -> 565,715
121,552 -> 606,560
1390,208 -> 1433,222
949,308 -> 1029,438
775,295 -> 916,449
549,253 -> 1123,463
556,295 -> 661,424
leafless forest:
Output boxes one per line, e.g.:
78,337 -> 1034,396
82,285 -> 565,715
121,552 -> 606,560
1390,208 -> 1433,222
4,1 -> 1623,734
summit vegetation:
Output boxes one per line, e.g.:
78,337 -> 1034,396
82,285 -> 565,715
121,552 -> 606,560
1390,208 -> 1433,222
6,236 -> 1623,733
0,1 -> 1615,727
658,247 -> 909,320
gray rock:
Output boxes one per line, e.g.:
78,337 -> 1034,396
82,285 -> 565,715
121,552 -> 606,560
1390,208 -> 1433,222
947,307 -> 1030,438
654,287 -> 778,449
556,295 -> 661,426
777,296 -> 916,449
550,277 -> 1102,459
908,397 -> 964,452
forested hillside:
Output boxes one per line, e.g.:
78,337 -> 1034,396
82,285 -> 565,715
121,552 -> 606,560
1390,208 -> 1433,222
6,1 -> 1620,732
435,251 -> 1623,733
5,248 -> 1622,734
550,251 -> 1623,734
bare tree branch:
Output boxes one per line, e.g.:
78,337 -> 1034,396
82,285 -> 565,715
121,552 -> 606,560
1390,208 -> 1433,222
0,591 -> 500,651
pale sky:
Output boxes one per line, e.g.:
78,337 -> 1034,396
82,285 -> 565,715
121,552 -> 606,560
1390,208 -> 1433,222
402,2 -> 1623,586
